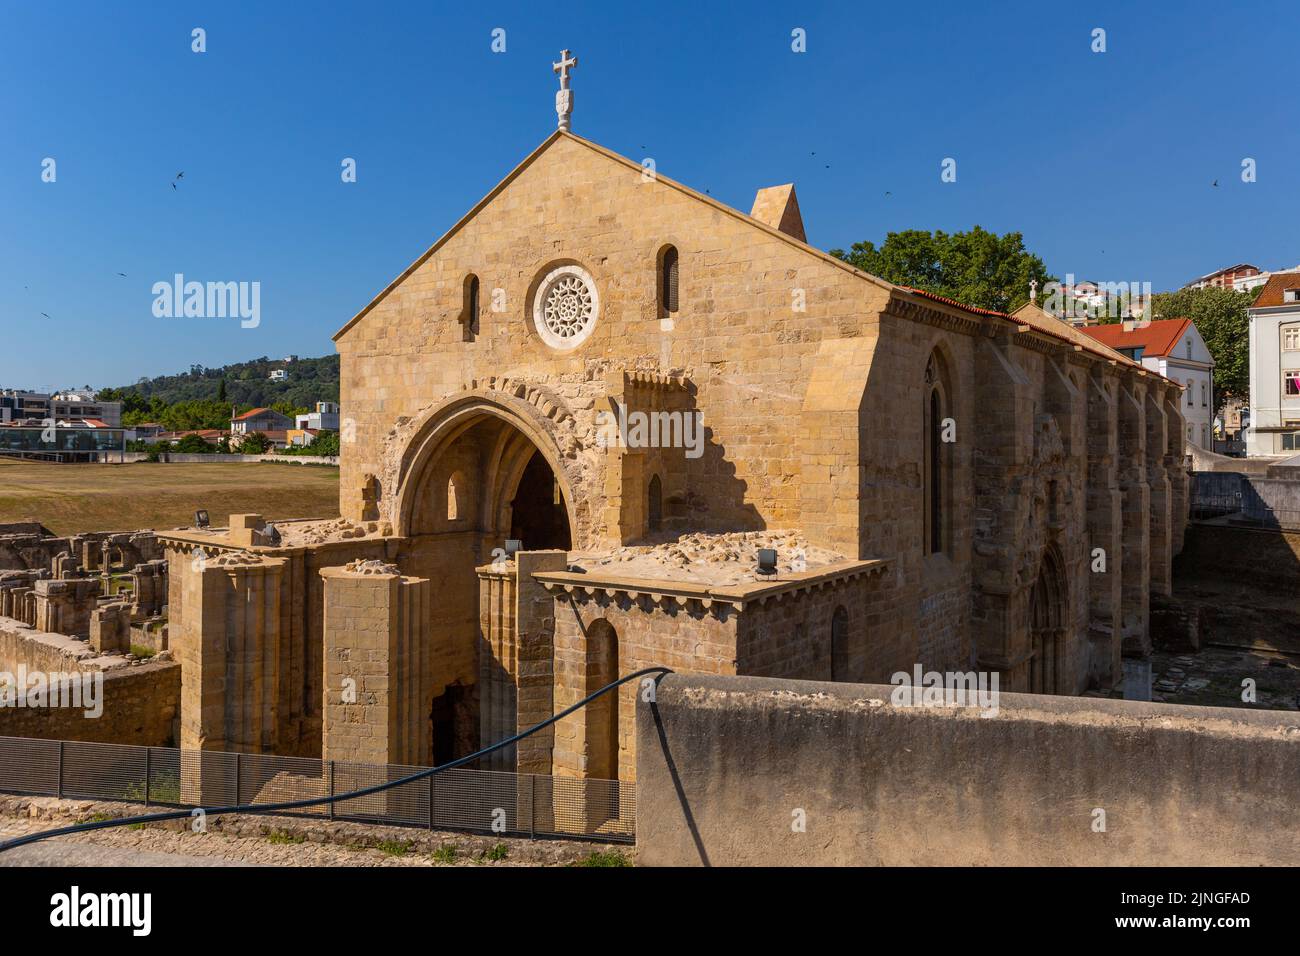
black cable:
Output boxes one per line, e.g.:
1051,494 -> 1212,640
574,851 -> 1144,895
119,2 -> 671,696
0,666 -> 671,854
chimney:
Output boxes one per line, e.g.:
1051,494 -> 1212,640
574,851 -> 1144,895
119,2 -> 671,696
749,183 -> 807,243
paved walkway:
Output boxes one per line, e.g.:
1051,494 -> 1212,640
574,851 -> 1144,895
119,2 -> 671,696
0,797 -> 631,867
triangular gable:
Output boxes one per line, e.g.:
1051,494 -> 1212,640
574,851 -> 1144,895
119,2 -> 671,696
332,130 -> 896,342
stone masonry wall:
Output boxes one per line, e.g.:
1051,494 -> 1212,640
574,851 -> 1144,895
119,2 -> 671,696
636,674 -> 1300,866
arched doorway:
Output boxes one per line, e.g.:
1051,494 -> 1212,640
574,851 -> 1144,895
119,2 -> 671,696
585,618 -> 620,781
509,450 -> 571,551
399,401 -> 577,549
1027,547 -> 1067,694
394,399 -> 579,768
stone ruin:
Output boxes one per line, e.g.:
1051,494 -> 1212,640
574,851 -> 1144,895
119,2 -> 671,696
0,523 -> 162,575
0,526 -> 169,660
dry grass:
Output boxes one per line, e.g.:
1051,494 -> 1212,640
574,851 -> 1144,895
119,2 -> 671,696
0,459 -> 340,535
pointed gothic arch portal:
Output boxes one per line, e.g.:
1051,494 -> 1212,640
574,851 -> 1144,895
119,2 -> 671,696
397,399 -> 578,767
1027,547 -> 1068,695
401,402 -> 577,550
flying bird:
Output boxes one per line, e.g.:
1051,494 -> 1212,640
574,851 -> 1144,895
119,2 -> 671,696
116,272 -> 127,277
172,171 -> 184,190
40,312 -> 50,318
1212,179 -> 1219,188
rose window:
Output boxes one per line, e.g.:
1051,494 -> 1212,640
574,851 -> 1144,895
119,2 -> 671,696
532,265 -> 599,349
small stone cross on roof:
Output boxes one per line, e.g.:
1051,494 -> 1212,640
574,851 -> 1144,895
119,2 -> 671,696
553,49 -> 577,88
553,49 -> 577,130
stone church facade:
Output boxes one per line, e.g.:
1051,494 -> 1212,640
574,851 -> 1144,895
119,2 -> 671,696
159,130 -> 1187,788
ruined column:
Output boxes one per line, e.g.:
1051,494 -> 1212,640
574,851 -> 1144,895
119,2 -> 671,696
320,560 -> 432,769
52,551 -> 79,580
477,559 -> 518,772
90,603 -> 131,654
81,538 -> 100,572
178,552 -> 284,753
514,550 -> 566,776
33,578 -> 100,637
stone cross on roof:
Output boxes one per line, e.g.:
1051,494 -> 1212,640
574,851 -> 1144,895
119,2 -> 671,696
553,49 -> 577,131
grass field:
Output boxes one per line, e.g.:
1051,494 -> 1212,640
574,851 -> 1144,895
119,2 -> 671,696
0,459 -> 340,535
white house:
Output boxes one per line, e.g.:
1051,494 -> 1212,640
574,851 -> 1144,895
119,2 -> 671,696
1246,270 -> 1300,456
295,401 -> 340,431
1081,318 -> 1216,449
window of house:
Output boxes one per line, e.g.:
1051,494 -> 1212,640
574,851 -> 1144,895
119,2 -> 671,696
1283,326 -> 1300,351
1286,288 -> 1300,304
1201,382 -> 1207,407
1186,339 -> 1193,359
446,473 -> 462,521
1284,432 -> 1300,451
1286,370 -> 1300,397
462,275 -> 479,342
659,246 -> 679,317
1186,380 -> 1194,406
924,351 -> 950,556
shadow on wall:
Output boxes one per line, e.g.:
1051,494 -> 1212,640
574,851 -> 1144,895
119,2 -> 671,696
648,402 -> 765,538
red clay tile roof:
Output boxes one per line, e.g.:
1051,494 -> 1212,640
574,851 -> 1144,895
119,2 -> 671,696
232,407 -> 283,421
900,287 -> 1010,318
904,288 -> 1159,376
1188,262 -> 1259,285
1078,318 -> 1193,358
1250,271 -> 1300,309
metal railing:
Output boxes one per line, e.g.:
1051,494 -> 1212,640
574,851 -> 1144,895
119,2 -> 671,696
0,736 -> 635,843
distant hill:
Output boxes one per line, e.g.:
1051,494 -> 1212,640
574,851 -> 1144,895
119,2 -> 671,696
107,354 -> 340,410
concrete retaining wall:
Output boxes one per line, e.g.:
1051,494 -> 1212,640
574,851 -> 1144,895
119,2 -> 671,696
635,673 -> 1300,866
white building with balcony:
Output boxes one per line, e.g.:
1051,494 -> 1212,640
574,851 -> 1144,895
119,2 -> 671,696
1247,271 -> 1300,456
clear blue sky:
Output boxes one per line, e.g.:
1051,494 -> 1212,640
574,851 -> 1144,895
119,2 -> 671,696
1,0 -> 1295,391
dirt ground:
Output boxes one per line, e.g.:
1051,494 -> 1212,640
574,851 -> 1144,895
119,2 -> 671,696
1148,571 -> 1300,710
0,459 -> 340,534
0,796 -> 632,868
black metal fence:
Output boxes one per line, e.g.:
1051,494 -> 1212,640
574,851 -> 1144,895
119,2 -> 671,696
0,736 -> 635,843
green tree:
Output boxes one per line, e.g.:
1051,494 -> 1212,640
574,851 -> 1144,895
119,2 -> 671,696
829,226 -> 1055,314
1150,286 -> 1253,407
238,431 -> 271,454
173,433 -> 215,454
217,378 -> 227,403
